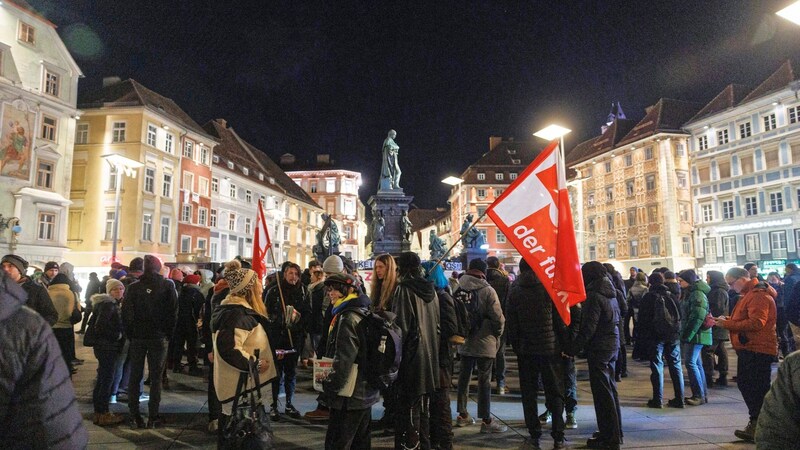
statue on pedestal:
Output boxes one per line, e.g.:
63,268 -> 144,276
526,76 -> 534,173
400,210 -> 412,243
461,214 -> 485,249
314,213 -> 341,262
429,230 -> 447,261
371,210 -> 385,242
379,129 -> 402,191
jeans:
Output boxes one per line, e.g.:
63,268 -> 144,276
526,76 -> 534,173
93,348 -> 119,413
682,343 -> 706,399
650,340 -> 684,402
271,351 -> 299,406
615,323 -> 627,377
430,366 -> 453,450
563,357 -> 577,414
128,337 -> 169,417
587,355 -> 622,445
701,339 -> 729,381
53,328 -> 74,372
518,354 -> 565,441
494,334 -> 506,388
111,339 -> 142,396
395,394 -> 430,450
326,405 -> 372,450
776,307 -> 795,357
456,356 -> 493,419
736,349 -> 774,420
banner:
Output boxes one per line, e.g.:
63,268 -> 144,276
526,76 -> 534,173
252,200 -> 271,279
486,140 -> 585,324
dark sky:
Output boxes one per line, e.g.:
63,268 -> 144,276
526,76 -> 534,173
33,0 -> 800,208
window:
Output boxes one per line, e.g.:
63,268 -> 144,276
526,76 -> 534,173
765,149 -> 779,170
182,172 -> 194,193
40,115 -> 56,141
198,177 -> 209,196
717,129 -> 729,145
588,245 -> 597,260
37,212 -> 55,240
104,211 -> 115,241
198,208 -> 207,226
161,173 -> 172,198
108,164 -> 118,190
763,113 -> 777,131
682,236 -> 691,255
144,167 -> 155,193
211,177 -> 219,194
588,217 -> 595,233
160,217 -> 170,244
606,213 -> 614,231
344,178 -> 354,194
246,190 -> 252,203
703,238 -> 718,263
142,214 -> 152,241
147,124 -> 157,146
677,172 -> 688,189
494,188 -> 504,197
701,204 -> 713,222
495,173 -> 504,181
644,146 -> 654,160
629,240 -> 639,257
605,186 -> 613,202
698,166 -> 710,183
75,123 -> 89,144
200,146 -> 210,165
647,205 -> 658,223
245,218 -> 252,235
181,204 -> 192,223
477,173 -> 485,180
509,173 -> 517,180
210,209 -> 217,227
646,175 -> 656,191
197,238 -> 207,251
242,167 -> 249,176
679,202 -> 690,222
745,233 -> 760,260
627,209 -> 636,226
718,160 -> 731,179
211,242 -> 218,261
608,242 -> 616,259
183,141 -> 194,158
722,200 -> 734,220
650,237 -> 660,256
344,199 -> 355,216
181,236 -> 192,253
229,183 -> 236,198
675,143 -> 685,157
112,122 -> 126,143
624,154 -> 633,166
745,196 -> 758,216
43,69 -> 59,97
165,133 -> 174,153
789,106 -> 800,124
18,21 -> 35,44
771,231 -> 788,259
326,179 -> 335,192
722,236 -> 736,263
35,160 -> 54,189
227,213 -> 236,231
698,135 -> 708,151
739,122 -> 752,138
740,153 -> 754,173
477,189 -> 487,199
283,225 -> 290,241
587,192 -> 595,206
605,161 -> 612,173
626,180 -> 634,197
310,181 -> 318,193
770,192 -> 784,213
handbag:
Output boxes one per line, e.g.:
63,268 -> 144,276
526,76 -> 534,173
220,349 -> 274,450
83,312 -> 97,347
70,295 -> 83,325
699,312 -> 715,331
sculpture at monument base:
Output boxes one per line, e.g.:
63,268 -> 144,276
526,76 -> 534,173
429,230 -> 447,261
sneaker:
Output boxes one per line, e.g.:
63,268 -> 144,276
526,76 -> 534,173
498,385 -> 507,395
667,398 -> 685,408
303,406 -> 330,421
129,414 -> 145,429
519,438 -> 541,450
109,395 -> 117,404
734,419 -> 756,442
147,415 -> 165,429
269,405 -> 280,422
139,393 -> 149,402
646,399 -> 663,408
553,439 -> 567,449
538,410 -> 551,424
284,404 -> 302,419
207,419 -> 219,433
565,412 -> 577,429
685,396 -> 706,406
455,414 -> 475,427
480,419 -> 508,433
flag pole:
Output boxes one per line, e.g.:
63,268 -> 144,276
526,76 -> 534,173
431,211 -> 487,269
266,237 -> 294,349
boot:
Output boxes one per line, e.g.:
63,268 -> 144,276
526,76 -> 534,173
715,376 -> 728,387
95,412 -> 125,426
734,419 -> 756,442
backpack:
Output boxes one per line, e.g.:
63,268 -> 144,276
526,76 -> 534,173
653,292 -> 681,340
785,283 -> 800,326
452,287 -> 485,338
354,309 -> 404,390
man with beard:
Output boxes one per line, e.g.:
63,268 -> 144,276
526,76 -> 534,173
2,254 -> 57,325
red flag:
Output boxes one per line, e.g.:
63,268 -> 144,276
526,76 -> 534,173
252,200 -> 271,279
486,140 -> 586,325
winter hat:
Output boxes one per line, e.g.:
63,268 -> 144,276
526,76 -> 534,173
50,273 -> 71,286
184,274 -> 201,285
581,261 -> 608,285
663,270 -> 677,281
397,252 -> 421,275
144,255 -> 162,274
468,258 -> 488,275
1,254 -> 27,274
324,273 -> 359,289
225,268 -> 256,295
44,261 -> 59,272
322,255 -> 344,274
170,268 -> 185,282
110,262 -> 125,270
106,278 -> 124,292
635,272 -> 648,283
677,269 -> 698,284
112,270 -> 127,280
707,270 -> 726,286
648,272 -> 665,286
128,257 -> 144,273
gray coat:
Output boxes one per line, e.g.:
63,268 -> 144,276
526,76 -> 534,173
756,350 -> 800,448
457,273 -> 505,359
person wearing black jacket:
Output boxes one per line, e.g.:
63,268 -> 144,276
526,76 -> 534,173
122,255 -> 178,429
1,254 -> 58,325
89,279 -> 126,426
703,271 -> 730,387
569,262 -> 622,450
604,263 -> 628,381
79,272 -> 102,334
507,259 -> 568,450
201,264 -> 231,433
486,256 -> 511,395
171,274 -> 205,375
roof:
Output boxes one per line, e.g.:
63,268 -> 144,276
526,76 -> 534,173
687,84 -> 753,124
203,119 -> 320,209
460,138 -> 543,184
616,98 -> 702,146
566,119 -> 636,167
408,208 -> 449,232
79,79 -> 212,139
6,0 -> 56,28
740,60 -> 798,104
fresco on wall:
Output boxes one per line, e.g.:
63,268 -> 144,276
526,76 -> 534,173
0,101 -> 34,180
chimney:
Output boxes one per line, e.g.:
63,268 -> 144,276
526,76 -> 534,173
103,76 -> 121,88
489,136 -> 503,151
316,154 -> 331,165
280,153 -> 296,166
216,118 -> 228,128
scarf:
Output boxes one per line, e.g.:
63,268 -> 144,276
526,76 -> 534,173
329,292 -> 359,333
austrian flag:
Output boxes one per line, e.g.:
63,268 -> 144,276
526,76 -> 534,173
486,140 -> 586,325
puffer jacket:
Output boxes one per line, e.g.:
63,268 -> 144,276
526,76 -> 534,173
571,276 -> 620,361
507,270 -> 567,356
322,292 -> 380,410
665,280 -> 681,304
122,272 -> 178,340
89,294 -> 124,352
720,279 -> 777,356
0,270 -> 88,449
627,282 -> 648,309
393,273 -> 441,396
637,284 -> 680,344
457,272 -> 505,358
680,280 -> 712,345
48,281 -> 78,329
177,284 -> 205,324
755,350 -> 800,447
706,273 -> 730,341
18,277 -> 57,326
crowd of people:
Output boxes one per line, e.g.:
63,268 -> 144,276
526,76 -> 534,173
2,250 -> 800,449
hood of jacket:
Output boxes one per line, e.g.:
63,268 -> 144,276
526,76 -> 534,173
648,283 -> 670,296
338,292 -> 372,313
742,279 -> 778,299
91,293 -> 117,307
514,270 -> 541,288
588,275 -> 617,299
399,275 -> 436,303
213,278 -> 229,294
689,279 -> 711,295
0,270 -> 27,322
459,273 -> 492,292
708,272 -> 728,290
182,283 -> 201,292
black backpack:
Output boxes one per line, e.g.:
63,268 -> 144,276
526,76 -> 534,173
354,309 -> 404,390
452,286 -> 485,338
653,292 -> 681,340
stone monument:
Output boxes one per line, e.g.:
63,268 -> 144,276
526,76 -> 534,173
369,129 -> 413,256
459,213 -> 487,265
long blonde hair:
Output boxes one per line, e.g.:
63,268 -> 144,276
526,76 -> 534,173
370,253 -> 398,311
225,260 -> 267,317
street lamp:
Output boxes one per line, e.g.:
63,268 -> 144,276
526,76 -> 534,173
777,1 -> 800,25
534,124 -> 572,160
102,154 -> 143,263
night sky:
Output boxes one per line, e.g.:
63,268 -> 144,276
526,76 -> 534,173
32,0 -> 800,208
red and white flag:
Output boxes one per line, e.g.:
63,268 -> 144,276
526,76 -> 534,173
486,140 -> 585,325
252,200 -> 271,280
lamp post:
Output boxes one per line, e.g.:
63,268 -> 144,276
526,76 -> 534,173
101,154 -> 143,263
442,176 -> 464,255
534,124 -> 572,161
777,1 -> 800,25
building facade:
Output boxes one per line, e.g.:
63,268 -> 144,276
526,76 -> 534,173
684,60 -> 800,276
0,1 -> 82,267
176,132 -> 215,264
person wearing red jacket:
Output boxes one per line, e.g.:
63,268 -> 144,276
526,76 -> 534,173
716,267 -> 777,443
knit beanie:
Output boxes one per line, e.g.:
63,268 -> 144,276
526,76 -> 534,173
648,272 -> 664,286
44,261 -> 59,272
128,257 -> 144,273
184,274 -> 201,285
225,268 -> 256,295
106,278 -> 124,292
468,258 -> 487,274
144,255 -> 162,274
170,268 -> 185,282
678,269 -> 698,284
397,252 -> 421,275
664,270 -> 676,281
322,255 -> 344,274
1,254 -> 27,275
